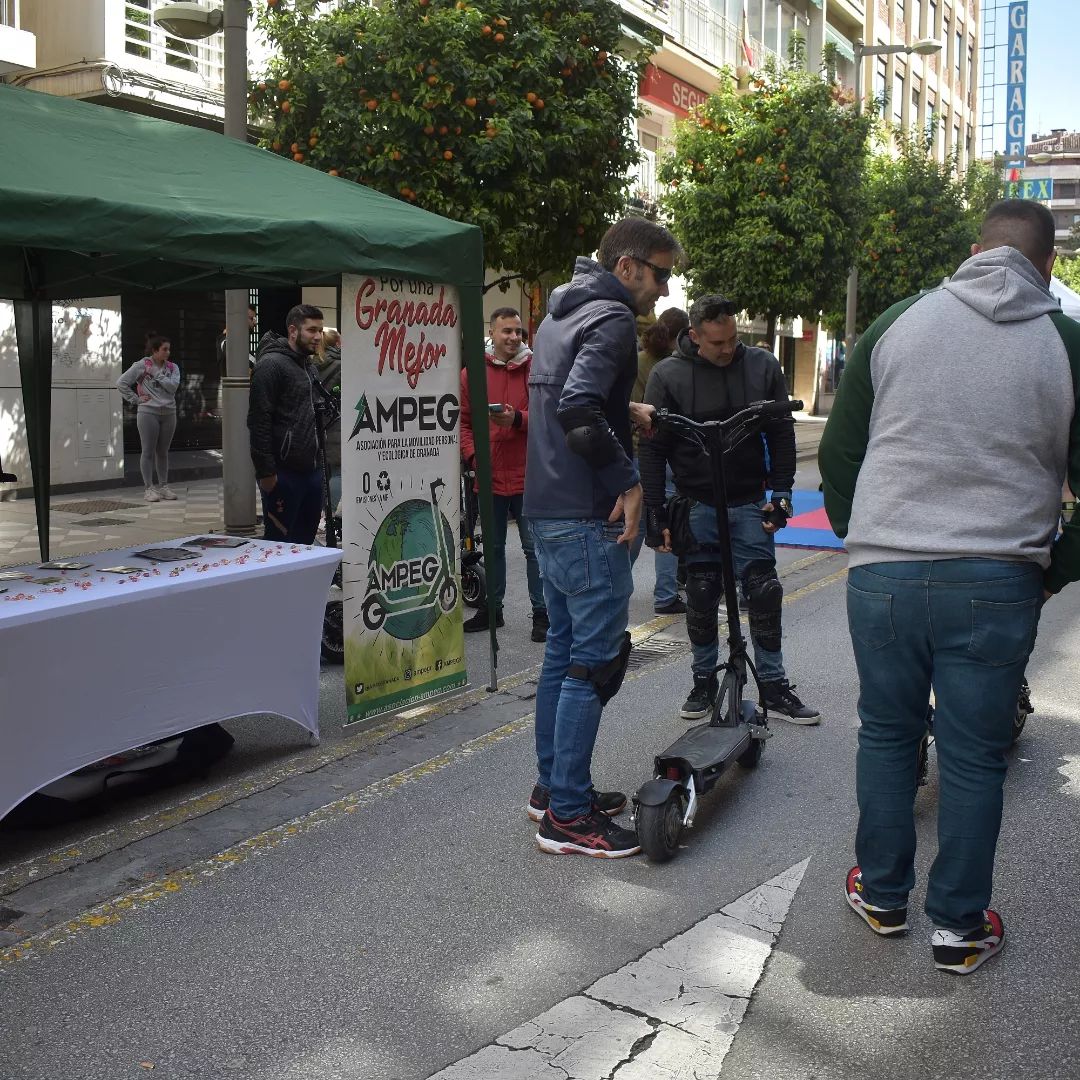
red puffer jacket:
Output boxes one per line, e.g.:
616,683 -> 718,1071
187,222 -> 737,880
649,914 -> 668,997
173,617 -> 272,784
459,347 -> 531,496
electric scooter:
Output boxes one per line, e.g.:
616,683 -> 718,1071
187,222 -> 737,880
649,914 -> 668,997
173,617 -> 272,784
631,397 -> 803,863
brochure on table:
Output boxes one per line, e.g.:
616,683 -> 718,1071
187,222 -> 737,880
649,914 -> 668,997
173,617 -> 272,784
339,274 -> 467,724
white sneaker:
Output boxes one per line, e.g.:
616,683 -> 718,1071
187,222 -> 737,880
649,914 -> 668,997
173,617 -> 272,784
157,486 -> 178,500
144,488 -> 161,503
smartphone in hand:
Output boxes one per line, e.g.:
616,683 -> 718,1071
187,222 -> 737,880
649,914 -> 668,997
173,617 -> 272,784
488,404 -> 505,413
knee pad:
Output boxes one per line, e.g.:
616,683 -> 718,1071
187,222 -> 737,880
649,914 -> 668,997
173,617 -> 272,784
743,559 -> 783,653
567,632 -> 632,705
685,563 -> 723,647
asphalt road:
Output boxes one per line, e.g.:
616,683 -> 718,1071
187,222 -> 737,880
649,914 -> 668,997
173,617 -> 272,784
5,460 -> 1080,1079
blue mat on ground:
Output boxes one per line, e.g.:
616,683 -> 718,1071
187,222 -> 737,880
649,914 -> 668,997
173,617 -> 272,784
775,490 -> 845,550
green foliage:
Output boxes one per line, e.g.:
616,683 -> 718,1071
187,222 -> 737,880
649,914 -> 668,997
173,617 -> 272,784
657,57 -> 872,330
1056,255 -> 1080,294
831,131 -> 1004,332
250,0 -> 653,282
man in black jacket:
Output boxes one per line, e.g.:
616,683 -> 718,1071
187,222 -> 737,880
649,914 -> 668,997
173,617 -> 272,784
640,294 -> 819,724
247,304 -> 325,544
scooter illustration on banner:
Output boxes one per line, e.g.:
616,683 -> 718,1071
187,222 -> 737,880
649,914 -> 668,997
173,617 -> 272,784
361,478 -> 458,635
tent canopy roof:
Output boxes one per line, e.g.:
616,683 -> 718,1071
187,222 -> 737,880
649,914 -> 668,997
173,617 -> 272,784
0,84 -> 483,299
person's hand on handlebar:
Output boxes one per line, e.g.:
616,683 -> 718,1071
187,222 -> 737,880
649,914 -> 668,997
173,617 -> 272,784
761,494 -> 792,533
611,483 -> 643,545
645,506 -> 672,552
629,402 -> 656,436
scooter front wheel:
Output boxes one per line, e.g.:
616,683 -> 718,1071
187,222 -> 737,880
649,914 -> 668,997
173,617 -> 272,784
321,599 -> 344,664
462,565 -> 486,609
637,792 -> 686,863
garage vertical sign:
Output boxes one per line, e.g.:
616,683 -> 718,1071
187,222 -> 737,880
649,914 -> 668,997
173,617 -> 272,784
340,275 -> 466,724
1005,1 -> 1027,166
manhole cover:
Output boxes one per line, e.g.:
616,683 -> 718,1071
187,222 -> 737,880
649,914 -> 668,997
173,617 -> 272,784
53,499 -> 142,515
76,517 -> 137,527
626,638 -> 686,671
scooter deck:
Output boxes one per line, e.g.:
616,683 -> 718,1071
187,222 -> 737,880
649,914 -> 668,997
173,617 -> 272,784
657,722 -> 751,771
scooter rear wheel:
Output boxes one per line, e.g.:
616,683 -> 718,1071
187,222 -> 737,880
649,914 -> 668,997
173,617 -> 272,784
637,792 -> 685,863
737,736 -> 763,769
462,565 -> 486,609
321,600 -> 344,664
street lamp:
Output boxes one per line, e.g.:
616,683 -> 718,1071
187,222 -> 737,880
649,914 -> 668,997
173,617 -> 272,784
843,38 -> 942,362
155,1 -> 255,535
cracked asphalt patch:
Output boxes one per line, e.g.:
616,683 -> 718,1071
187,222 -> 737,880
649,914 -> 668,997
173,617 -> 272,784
428,859 -> 809,1079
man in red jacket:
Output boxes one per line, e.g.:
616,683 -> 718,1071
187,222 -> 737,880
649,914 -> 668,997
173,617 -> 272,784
460,308 -> 548,641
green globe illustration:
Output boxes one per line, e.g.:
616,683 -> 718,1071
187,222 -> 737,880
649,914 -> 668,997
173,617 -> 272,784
366,498 -> 456,640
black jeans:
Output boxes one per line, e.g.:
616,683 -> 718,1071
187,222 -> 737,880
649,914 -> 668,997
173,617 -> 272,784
261,467 -> 324,545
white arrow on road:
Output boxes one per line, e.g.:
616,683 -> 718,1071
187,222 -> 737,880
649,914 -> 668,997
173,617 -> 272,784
428,858 -> 810,1080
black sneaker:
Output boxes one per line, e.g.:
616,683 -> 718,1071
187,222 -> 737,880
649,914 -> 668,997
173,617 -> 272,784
680,674 -> 717,720
762,679 -> 820,725
655,597 -> 687,615
932,910 -> 1005,974
526,784 -> 627,823
531,609 -> 549,643
846,867 -> 909,936
463,607 -> 504,633
536,808 -> 641,858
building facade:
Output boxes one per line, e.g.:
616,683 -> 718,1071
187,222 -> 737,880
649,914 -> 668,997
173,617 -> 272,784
1020,130 -> 1080,252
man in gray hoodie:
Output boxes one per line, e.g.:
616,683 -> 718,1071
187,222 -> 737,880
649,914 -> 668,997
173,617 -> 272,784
820,199 -> 1080,974
524,217 -> 681,859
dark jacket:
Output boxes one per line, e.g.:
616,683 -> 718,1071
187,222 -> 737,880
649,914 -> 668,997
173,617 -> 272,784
640,331 -> 795,508
523,257 -> 640,521
248,333 -> 321,479
314,345 -> 342,470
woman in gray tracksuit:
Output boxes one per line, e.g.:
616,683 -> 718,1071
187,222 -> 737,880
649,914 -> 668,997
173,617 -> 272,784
117,333 -> 181,502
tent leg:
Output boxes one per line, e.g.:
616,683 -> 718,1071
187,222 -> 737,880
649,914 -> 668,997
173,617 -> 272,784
13,299 -> 52,562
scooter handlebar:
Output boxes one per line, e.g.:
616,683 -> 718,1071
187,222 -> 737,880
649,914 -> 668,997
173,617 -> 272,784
655,398 -> 802,433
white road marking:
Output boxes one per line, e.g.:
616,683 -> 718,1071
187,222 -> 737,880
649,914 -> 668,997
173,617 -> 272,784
428,859 -> 809,1080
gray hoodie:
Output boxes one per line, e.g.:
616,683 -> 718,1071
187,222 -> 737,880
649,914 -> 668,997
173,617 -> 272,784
821,246 -> 1080,580
117,356 -> 180,414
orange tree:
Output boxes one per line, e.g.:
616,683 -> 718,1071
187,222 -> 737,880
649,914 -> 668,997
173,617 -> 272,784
250,0 -> 654,283
829,129 -> 1004,332
658,48 -> 872,340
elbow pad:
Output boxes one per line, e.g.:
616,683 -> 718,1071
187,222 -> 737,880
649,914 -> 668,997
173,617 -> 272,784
558,406 -> 620,468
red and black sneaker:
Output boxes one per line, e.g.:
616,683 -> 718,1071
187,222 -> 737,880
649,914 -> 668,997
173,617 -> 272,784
536,808 -> 641,858
846,866 -> 909,936
526,784 -> 627,823
932,909 -> 1005,974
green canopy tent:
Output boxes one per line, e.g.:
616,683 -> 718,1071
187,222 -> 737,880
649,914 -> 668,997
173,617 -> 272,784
0,84 -> 500,683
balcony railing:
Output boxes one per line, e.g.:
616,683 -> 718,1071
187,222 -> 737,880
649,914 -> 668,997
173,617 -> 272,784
667,0 -> 772,70
123,0 -> 224,89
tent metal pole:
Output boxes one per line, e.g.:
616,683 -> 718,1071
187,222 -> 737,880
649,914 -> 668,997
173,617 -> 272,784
222,0 -> 256,535
13,296 -> 51,561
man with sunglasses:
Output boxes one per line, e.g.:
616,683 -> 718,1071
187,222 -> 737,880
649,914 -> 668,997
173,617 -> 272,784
524,217 -> 681,858
640,293 -> 819,725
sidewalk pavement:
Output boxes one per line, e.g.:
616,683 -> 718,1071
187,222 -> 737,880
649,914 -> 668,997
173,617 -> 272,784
0,416 -> 827,568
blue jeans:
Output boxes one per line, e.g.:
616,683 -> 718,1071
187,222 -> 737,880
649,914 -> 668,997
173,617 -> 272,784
847,560 -> 1042,931
489,493 -> 545,613
261,467 -> 324,545
532,519 -> 633,820
631,463 -> 679,608
686,499 -> 784,682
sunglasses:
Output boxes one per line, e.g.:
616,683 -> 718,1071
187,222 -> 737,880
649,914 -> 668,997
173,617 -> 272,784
633,257 -> 674,285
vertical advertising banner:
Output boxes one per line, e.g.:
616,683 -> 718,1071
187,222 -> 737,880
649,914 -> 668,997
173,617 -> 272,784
340,274 -> 466,724
1005,1 -> 1028,166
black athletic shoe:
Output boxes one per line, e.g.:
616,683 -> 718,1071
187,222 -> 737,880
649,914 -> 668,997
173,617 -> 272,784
932,910 -> 1005,974
846,866 -> 909,936
762,679 -> 820,725
526,784 -> 627,823
463,608 -> 504,633
531,609 -> 549,643
655,597 -> 687,615
680,674 -> 718,721
536,808 -> 641,858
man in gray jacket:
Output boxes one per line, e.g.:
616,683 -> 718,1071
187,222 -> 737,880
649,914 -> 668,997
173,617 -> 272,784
248,304 -> 325,544
524,217 -> 681,858
820,199 -> 1080,974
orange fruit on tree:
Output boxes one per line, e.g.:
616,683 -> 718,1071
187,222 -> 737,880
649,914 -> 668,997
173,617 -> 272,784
391,90 -> 401,101
427,75 -> 439,86
438,125 -> 448,135
278,79 -> 290,91
597,50 -> 608,62
281,100 -> 291,112
309,136 -> 318,147
526,92 -> 537,103
293,152 -> 304,162
576,225 -> 585,235
328,168 -> 339,176
443,150 -> 454,160
754,155 -> 763,164
482,24 -> 492,35
257,81 -> 267,91
494,33 -> 505,43
290,141 -> 300,152
561,67 -> 573,76
391,150 -> 402,160
454,125 -> 462,134
494,17 -> 507,26
366,99 -> 378,110
487,95 -> 497,105
335,56 -> 345,67
271,140 -> 282,151
423,124 -> 435,135
534,99 -> 544,109
485,126 -> 497,137
465,97 -> 477,108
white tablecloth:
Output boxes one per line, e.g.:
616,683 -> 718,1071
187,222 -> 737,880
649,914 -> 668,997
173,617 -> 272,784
0,537 -> 341,821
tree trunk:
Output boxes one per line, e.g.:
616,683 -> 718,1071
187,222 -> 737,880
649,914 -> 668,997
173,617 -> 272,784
766,313 -> 778,350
